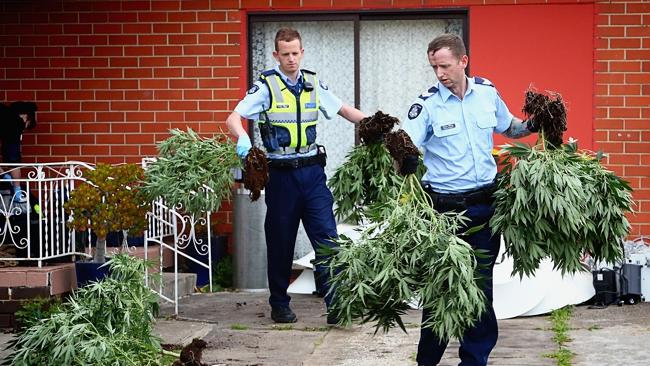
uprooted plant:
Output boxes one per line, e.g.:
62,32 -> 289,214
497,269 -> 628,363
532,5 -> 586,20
523,89 -> 567,149
142,128 -> 240,216
323,172 -> 487,341
4,254 -> 169,366
329,111 -> 402,224
243,146 -> 268,202
492,90 -> 632,277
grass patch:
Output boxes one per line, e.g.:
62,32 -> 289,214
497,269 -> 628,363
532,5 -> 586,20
543,306 -> 575,366
231,323 -> 249,330
303,326 -> 330,332
272,324 -> 294,331
587,324 -> 602,331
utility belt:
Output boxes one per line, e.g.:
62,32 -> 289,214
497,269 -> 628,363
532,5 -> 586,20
268,145 -> 327,169
422,181 -> 497,212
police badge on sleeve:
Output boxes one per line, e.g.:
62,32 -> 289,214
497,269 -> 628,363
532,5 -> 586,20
408,103 -> 423,119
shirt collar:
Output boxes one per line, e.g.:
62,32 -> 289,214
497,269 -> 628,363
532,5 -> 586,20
274,66 -> 302,86
437,76 -> 473,102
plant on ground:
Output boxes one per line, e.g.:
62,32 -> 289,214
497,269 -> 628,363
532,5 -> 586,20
4,254 -> 164,366
13,297 -> 61,332
323,174 -> 486,340
230,323 -> 248,330
544,306 -> 575,366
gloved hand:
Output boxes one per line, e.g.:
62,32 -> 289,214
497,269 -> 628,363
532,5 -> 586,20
236,134 -> 252,158
525,117 -> 540,133
400,154 -> 419,176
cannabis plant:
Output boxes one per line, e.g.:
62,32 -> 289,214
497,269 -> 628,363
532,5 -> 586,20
329,143 -> 403,223
65,163 -> 149,263
490,141 -> 633,277
324,175 -> 486,341
142,128 -> 241,216
4,254 -> 162,366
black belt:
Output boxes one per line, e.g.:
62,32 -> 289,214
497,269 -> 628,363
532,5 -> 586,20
268,152 -> 326,169
422,182 -> 497,212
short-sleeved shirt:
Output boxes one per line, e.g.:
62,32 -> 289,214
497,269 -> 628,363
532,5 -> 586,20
402,76 -> 513,194
234,66 -> 343,159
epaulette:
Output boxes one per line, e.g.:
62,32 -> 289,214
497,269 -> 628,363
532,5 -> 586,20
301,68 -> 316,75
260,69 -> 278,78
474,76 -> 495,88
418,85 -> 439,100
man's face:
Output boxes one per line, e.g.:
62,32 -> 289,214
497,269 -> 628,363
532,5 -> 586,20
273,39 -> 304,76
428,47 -> 468,93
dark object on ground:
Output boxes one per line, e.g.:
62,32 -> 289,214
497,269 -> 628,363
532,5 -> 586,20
243,146 -> 268,201
271,306 -> 297,323
359,111 -> 399,145
172,338 -> 208,366
522,89 -> 567,148
384,130 -> 420,172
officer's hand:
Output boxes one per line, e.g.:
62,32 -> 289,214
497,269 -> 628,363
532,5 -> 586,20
400,155 -> 419,176
236,134 -> 252,158
525,117 -> 540,133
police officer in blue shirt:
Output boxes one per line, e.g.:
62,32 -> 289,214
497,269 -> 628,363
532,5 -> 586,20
399,34 -> 539,366
226,27 -> 366,324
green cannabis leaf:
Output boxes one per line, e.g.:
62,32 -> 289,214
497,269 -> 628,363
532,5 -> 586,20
491,142 -> 633,277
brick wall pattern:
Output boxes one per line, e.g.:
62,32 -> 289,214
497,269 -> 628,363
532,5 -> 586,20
0,0 -> 648,235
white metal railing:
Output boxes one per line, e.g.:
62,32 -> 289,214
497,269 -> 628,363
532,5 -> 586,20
0,162 -> 94,266
0,160 -> 213,315
141,158 -> 213,315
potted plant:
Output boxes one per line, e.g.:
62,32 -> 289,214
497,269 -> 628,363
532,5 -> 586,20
65,163 -> 149,286
141,128 -> 240,288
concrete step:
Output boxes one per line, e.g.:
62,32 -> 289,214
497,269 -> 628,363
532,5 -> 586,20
156,272 -> 197,300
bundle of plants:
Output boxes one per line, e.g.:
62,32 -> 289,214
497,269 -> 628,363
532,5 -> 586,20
329,111 -> 407,224
4,254 -> 165,366
522,89 -> 567,148
329,143 -> 404,223
142,128 -> 241,215
243,146 -> 268,201
323,174 -> 486,340
490,141 -> 633,277
384,129 -> 420,172
358,110 -> 399,144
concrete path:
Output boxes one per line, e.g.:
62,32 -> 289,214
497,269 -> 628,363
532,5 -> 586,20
2,291 -> 650,365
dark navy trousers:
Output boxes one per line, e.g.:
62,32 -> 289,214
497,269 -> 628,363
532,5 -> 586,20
264,164 -> 338,309
416,202 -> 501,366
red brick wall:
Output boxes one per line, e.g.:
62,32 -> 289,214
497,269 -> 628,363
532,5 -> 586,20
1,0 -> 648,236
594,1 -> 650,236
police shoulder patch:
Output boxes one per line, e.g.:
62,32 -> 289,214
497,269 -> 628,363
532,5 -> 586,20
474,76 -> 495,88
408,103 -> 423,120
247,84 -> 259,95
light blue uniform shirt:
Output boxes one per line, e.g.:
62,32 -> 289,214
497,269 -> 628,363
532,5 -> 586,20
403,76 -> 513,194
234,66 -> 343,159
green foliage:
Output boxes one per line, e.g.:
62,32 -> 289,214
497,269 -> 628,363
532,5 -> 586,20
4,254 -> 163,366
65,163 -> 149,262
142,128 -> 241,216
491,142 -> 633,277
14,298 -> 61,332
329,143 -> 424,224
544,306 -> 575,366
324,175 -> 486,341
211,254 -> 233,291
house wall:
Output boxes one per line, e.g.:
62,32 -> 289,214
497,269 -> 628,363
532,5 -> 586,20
0,0 -> 648,235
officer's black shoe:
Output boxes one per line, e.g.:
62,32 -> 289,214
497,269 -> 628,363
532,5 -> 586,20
326,312 -> 339,326
271,306 -> 297,323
